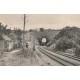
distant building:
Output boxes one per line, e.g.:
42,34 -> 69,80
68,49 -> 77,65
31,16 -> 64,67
0,35 -> 13,52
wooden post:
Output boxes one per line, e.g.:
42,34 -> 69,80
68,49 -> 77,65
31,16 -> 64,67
22,14 -> 26,52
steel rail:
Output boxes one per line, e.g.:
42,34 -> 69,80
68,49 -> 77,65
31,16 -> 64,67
37,46 -> 80,66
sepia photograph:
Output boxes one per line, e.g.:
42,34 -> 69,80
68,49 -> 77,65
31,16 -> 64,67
0,14 -> 80,66
1,0 -> 80,80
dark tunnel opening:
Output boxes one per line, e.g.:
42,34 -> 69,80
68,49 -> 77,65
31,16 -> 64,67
38,37 -> 50,46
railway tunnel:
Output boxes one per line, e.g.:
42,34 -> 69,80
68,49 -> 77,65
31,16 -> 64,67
38,37 -> 50,46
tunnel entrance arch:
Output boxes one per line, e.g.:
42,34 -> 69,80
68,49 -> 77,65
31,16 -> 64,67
42,38 -> 47,43
38,37 -> 49,46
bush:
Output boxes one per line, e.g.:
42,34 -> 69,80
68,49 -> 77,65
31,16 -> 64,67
54,37 -> 75,51
74,47 -> 80,56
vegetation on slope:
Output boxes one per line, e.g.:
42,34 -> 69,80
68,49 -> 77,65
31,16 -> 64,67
49,26 -> 80,56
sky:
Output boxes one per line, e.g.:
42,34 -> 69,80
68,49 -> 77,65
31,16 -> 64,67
0,14 -> 80,30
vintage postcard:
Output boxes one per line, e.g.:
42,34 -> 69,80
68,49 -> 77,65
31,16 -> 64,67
0,14 -> 80,66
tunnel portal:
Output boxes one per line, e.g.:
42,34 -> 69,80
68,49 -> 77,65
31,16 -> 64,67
38,37 -> 49,46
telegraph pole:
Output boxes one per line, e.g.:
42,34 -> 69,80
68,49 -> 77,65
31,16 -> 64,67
23,14 -> 26,51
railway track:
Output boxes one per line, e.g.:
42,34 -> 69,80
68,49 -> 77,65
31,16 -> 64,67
44,47 -> 80,61
56,52 -> 80,61
37,46 -> 80,66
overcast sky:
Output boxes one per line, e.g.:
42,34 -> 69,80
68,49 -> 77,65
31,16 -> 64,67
0,14 -> 80,30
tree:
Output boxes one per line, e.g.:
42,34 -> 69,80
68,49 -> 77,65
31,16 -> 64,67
14,28 -> 22,36
40,28 -> 44,32
29,29 -> 33,32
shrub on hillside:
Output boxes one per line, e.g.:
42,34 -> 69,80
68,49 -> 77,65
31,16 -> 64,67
74,47 -> 80,56
51,26 -> 80,54
54,37 -> 75,51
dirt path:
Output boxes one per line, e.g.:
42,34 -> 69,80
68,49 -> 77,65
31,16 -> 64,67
0,49 -> 47,66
